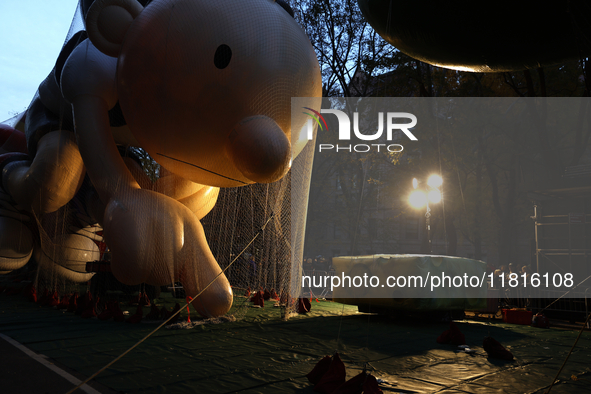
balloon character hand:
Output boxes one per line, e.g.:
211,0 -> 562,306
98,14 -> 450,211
104,189 -> 232,318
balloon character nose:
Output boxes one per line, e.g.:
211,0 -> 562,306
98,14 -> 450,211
226,116 -> 291,183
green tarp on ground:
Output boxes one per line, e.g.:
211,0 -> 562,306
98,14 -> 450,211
0,291 -> 590,393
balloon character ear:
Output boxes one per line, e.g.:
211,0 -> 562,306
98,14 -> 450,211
86,0 -> 144,58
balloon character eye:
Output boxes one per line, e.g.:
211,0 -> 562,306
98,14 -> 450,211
214,44 -> 232,69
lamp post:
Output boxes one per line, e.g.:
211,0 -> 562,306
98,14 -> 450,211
408,174 -> 443,254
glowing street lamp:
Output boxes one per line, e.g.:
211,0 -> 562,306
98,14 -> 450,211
408,189 -> 427,209
408,175 -> 443,253
427,189 -> 441,204
427,174 -> 443,188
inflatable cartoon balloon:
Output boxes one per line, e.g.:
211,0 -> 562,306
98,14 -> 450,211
358,0 -> 591,72
0,0 -> 321,317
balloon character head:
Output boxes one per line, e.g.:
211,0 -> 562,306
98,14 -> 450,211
85,0 -> 321,187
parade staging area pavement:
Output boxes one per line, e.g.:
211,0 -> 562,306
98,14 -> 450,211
0,292 -> 590,394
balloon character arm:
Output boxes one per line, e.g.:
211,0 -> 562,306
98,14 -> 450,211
2,131 -> 85,214
61,38 -> 138,200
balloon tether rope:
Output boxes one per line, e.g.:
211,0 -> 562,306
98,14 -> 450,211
545,311 -> 591,393
66,213 -> 275,394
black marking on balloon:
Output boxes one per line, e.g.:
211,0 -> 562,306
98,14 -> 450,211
214,45 -> 232,69
156,153 -> 248,184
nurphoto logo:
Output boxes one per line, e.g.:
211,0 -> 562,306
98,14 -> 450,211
303,107 -> 418,153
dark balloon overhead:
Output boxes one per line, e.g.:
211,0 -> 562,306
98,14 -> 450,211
358,0 -> 591,72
